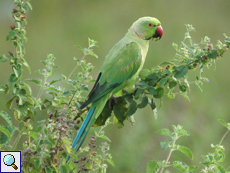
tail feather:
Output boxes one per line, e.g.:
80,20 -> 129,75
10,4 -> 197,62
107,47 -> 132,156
66,95 -> 109,163
66,107 -> 95,163
72,108 -> 95,148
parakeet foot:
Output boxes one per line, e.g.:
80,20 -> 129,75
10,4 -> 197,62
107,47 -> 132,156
109,96 -> 118,110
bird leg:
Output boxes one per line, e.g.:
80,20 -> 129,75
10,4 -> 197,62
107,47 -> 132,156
109,96 -> 117,110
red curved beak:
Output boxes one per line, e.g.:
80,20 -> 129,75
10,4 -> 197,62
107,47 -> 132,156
153,25 -> 163,40
156,25 -> 163,39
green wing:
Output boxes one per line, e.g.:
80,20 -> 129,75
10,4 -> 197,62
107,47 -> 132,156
80,42 -> 142,109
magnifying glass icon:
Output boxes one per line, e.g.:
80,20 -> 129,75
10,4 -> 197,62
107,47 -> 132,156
3,154 -> 18,170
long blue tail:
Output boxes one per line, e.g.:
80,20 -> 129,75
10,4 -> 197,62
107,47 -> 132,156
66,107 -> 95,163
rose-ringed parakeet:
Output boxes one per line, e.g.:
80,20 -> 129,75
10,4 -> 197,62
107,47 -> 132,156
66,16 -> 163,162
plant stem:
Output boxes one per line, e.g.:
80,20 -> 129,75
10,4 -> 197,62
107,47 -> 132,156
226,165 -> 230,171
36,75 -> 47,99
219,129 -> 229,145
67,54 -> 86,80
68,90 -> 80,107
159,137 -> 176,173
12,132 -> 23,150
27,126 -> 30,146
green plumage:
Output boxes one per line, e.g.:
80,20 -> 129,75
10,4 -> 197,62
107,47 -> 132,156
67,17 -> 163,162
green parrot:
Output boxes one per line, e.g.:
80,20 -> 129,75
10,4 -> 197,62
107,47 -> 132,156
66,16 -> 163,162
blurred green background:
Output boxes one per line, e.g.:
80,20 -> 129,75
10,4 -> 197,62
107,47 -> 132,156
0,0 -> 230,172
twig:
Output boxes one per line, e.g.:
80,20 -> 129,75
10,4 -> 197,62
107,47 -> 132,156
159,136 -> 177,173
219,129 -> 229,145
12,132 -> 23,150
68,54 -> 86,80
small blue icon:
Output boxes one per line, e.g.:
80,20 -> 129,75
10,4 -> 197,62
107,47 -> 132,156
0,151 -> 21,173
3,154 -> 18,170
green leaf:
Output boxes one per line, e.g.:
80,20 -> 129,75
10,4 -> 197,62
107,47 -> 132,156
160,141 -> 168,150
159,78 -> 168,86
21,57 -> 31,72
75,45 -> 84,52
153,88 -> 165,98
148,97 -> 156,111
0,85 -> 6,92
7,74 -> 18,88
195,81 -> 203,92
149,79 -> 159,87
22,81 -> 32,95
146,160 -> 159,173
60,164 -> 68,173
27,109 -> 34,121
113,100 -> 127,123
179,84 -> 187,92
30,131 -> 39,140
0,126 -> 15,144
0,54 -> 9,62
64,143 -> 71,154
88,50 -> 98,58
181,93 -> 190,101
146,74 -> 158,80
14,104 -> 28,121
66,163 -> 74,172
139,69 -> 150,79
61,74 -> 67,79
22,6 -> 28,13
156,129 -> 172,137
34,158 -> 41,169
173,161 -> 189,172
85,163 -> 92,170
0,110 -> 12,126
6,31 -> 16,41
125,97 -> 137,116
137,94 -> 148,108
136,81 -> 148,89
164,69 -> 171,75
174,65 -> 188,78
106,158 -> 115,167
19,121 -> 25,132
36,147 -> 42,154
172,125 -> 189,137
208,50 -> 218,59
0,126 -> 11,139
98,135 -> 111,142
172,42 -> 178,50
168,89 -> 175,99
188,165 -> 198,172
169,81 -> 177,89
50,78 -> 62,85
156,72 -> 165,78
26,1 -> 33,10
88,38 -> 98,47
178,146 -> 193,159
153,108 -> 158,120
215,165 -> 225,173
159,61 -> 175,66
18,89 -> 27,105
46,85 -> 59,92
216,151 -> 225,162
45,167 -> 52,173
63,90 -> 71,96
81,64 -> 87,71
26,78 -> 41,85
134,88 -> 144,99
69,154 -> 78,161
218,119 -> 230,129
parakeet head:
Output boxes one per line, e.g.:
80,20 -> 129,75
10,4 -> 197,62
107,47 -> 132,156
132,17 -> 163,40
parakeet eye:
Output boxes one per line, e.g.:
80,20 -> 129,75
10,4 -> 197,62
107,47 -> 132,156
148,23 -> 153,27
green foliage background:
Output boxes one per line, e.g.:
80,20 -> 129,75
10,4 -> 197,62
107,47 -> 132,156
0,1 -> 230,172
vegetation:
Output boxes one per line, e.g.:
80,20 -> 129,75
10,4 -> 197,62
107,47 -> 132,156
0,1 -> 230,172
